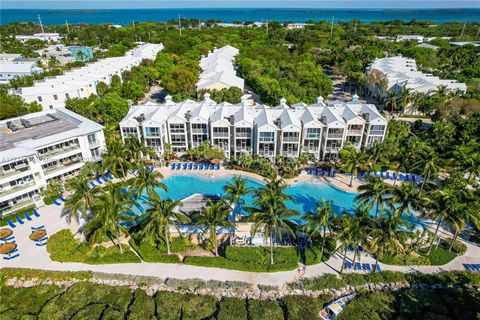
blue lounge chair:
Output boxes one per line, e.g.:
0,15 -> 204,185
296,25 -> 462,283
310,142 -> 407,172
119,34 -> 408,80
392,172 -> 397,180
412,175 -> 417,182
474,264 -> 480,270
359,170 -> 364,177
308,168 -> 313,175
194,163 -> 198,170
363,263 -> 371,271
171,163 -> 176,169
59,196 -> 66,202
3,236 -> 15,241
315,168 -> 319,176
332,170 -> 336,177
354,262 -> 362,270
101,176 -> 108,183
107,172 -> 114,180
36,242 -> 47,247
386,172 -> 390,180
24,213 -> 32,221
345,261 -> 352,270
327,170 -> 331,177
149,166 -> 154,173
3,253 -> 19,260
16,216 -> 24,224
96,177 -> 103,185
380,171 -> 385,178
8,248 -> 18,254
216,163 -> 221,170
359,245 -> 365,253
375,264 -> 381,271
210,163 -> 215,170
374,171 -> 378,176
366,171 -> 371,175
175,163 -> 181,170
464,264 -> 475,271
399,174 -> 404,181
52,199 -> 61,206
7,220 -> 16,228
90,181 -> 96,188
321,169 -> 325,177
33,209 -> 40,217
204,163 -> 210,170
405,175 -> 410,182
188,163 -> 193,170
31,225 -> 45,230
35,236 -> 49,242
199,163 -> 204,170
183,163 -> 188,170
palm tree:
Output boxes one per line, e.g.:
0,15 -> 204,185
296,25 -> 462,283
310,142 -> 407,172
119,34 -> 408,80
389,182 -> 428,217
63,175 -> 100,223
369,211 -> 407,272
195,200 -> 235,256
48,56 -> 59,69
247,176 -> 298,265
138,192 -> 189,255
85,183 -> 136,253
339,147 -> 368,187
124,136 -> 155,164
399,86 -> 412,113
384,91 -> 398,112
303,200 -> 336,259
76,50 -> 85,61
355,175 -> 391,217
223,176 -> 250,217
131,164 -> 167,198
413,152 -> 441,192
335,215 -> 357,274
102,138 -> 132,180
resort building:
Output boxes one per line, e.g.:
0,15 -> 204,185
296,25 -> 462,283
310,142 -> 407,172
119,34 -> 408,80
67,46 -> 94,61
0,108 -> 106,216
36,45 -> 76,66
119,94 -> 387,162
0,62 -> 43,84
197,45 -> 244,92
366,56 -> 467,99
10,43 -> 164,110
15,33 -> 62,43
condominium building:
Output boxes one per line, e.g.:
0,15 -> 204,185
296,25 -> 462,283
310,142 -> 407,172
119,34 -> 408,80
197,45 -> 244,91
10,43 -> 164,110
0,108 -> 106,215
15,33 -> 62,43
366,56 -> 467,99
0,62 -> 43,84
119,94 -> 387,162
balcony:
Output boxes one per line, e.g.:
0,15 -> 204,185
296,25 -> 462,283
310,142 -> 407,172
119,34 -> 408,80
282,137 -> 300,142
0,164 -> 30,179
347,129 -> 363,135
38,144 -> 81,160
236,146 -> 252,152
282,151 -> 298,157
212,132 -> 229,138
0,180 -> 36,197
369,130 -> 385,136
305,134 -> 320,139
191,129 -> 208,134
327,134 -> 344,139
43,158 -> 82,175
88,140 -> 101,148
258,151 -> 275,157
325,147 -> 341,152
305,147 -> 320,152
235,132 -> 251,138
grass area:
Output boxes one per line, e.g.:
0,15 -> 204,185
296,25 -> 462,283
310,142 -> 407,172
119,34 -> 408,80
47,230 -> 140,264
419,247 -> 458,266
184,246 -> 299,272
128,239 -> 182,263
304,237 -> 336,266
0,205 -> 36,226
380,241 -> 461,266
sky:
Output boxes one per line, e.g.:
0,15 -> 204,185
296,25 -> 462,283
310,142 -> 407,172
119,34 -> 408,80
2,0 -> 480,9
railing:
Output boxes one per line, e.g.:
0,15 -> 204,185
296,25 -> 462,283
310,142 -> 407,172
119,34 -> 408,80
347,129 -> 363,135
43,159 -> 82,174
39,144 -> 81,160
236,146 -> 252,152
282,137 -> 300,142
369,130 -> 385,135
327,133 -> 344,139
212,132 -> 229,137
235,132 -> 251,138
258,151 -> 275,156
324,147 -> 341,152
191,129 -> 208,134
0,166 -> 30,179
88,140 -> 101,148
305,134 -> 320,139
305,147 -> 320,152
282,151 -> 298,157
0,181 -> 36,197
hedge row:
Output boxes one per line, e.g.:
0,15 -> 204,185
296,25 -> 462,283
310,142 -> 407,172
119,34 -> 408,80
47,230 -> 140,264
128,239 -> 181,263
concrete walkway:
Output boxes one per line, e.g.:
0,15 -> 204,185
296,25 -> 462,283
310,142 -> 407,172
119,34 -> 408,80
2,201 -> 479,286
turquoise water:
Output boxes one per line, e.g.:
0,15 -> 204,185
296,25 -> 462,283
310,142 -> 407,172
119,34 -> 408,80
133,174 -> 419,225
1,9 -> 479,25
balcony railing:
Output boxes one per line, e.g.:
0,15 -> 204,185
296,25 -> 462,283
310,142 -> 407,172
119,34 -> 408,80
305,134 -> 320,139
236,146 -> 252,152
259,151 -> 275,156
347,129 -> 363,135
0,181 -> 36,197
282,137 -> 300,142
305,147 -> 320,152
327,133 -> 344,139
88,140 -> 101,148
325,147 -> 341,152
212,132 -> 229,137
369,130 -> 385,135
0,165 -> 30,179
192,129 -> 208,134
282,151 -> 298,157
43,158 -> 82,175
39,144 -> 81,160
235,132 -> 251,138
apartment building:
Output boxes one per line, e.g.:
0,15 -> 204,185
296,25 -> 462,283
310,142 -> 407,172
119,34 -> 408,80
10,43 -> 164,110
0,63 -> 43,84
15,33 -> 62,43
119,94 -> 387,162
0,108 -> 106,215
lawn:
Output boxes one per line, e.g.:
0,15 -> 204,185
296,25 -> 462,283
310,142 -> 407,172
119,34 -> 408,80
380,245 -> 459,266
0,205 -> 36,227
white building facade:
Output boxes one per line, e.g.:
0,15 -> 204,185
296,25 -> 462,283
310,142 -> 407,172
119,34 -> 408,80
0,62 -> 43,84
119,94 -> 387,162
15,33 -> 62,43
0,108 -> 106,215
10,43 -> 164,110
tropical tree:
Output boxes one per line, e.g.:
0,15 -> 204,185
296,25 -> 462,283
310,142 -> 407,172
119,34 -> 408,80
399,86 -> 412,112
355,175 -> 391,217
138,192 -> 189,255
384,91 -> 398,112
48,56 -> 59,69
63,175 -> 100,223
413,152 -> 442,192
303,200 -> 337,259
102,138 -> 132,180
124,136 -> 155,163
247,176 -> 298,264
85,183 -> 136,253
338,146 -> 369,187
195,200 -> 235,256
223,176 -> 250,217
389,182 -> 428,217
335,215 -> 357,274
40,178 -> 64,201
131,165 -> 167,198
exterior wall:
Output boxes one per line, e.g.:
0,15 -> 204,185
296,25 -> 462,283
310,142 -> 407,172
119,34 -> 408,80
201,82 -> 232,91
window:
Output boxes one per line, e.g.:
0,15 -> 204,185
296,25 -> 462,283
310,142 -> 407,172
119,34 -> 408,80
90,148 -> 99,157
80,88 -> 84,92
370,125 -> 386,135
38,96 -> 42,102
169,123 -> 185,133
53,94 -> 58,100
49,105 -> 53,109
65,93 -> 70,99
87,133 -> 97,145
122,127 -> 138,136
145,127 -> 160,137
259,132 -> 275,142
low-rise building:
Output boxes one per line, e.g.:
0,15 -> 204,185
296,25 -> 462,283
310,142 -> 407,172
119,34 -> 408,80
15,33 -> 62,43
0,62 -> 43,84
119,94 -> 387,162
0,108 -> 106,215
197,45 -> 244,91
10,43 -> 164,110
0,54 -> 22,62
36,45 -> 75,66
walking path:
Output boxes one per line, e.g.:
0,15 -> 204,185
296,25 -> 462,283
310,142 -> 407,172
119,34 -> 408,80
2,168 -> 478,286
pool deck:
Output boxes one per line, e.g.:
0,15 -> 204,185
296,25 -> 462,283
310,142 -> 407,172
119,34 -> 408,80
2,167 -> 477,286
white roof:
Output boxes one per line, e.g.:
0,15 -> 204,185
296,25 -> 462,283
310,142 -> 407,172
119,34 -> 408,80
197,45 -> 244,90
0,62 -> 43,74
368,56 -> 467,93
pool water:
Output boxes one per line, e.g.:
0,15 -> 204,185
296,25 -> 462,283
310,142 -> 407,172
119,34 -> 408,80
133,174 -> 419,225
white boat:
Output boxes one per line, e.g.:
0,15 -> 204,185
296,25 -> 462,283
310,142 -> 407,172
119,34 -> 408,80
319,294 -> 356,320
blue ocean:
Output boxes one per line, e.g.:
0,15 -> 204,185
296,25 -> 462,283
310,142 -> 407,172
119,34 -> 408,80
1,8 -> 479,25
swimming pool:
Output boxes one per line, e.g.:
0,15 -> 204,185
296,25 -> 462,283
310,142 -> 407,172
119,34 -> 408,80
133,174 -> 420,225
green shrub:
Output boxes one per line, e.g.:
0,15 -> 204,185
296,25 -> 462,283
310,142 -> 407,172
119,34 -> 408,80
0,268 -> 92,282
248,299 -> 284,320
440,238 -> 467,255
0,285 -> 62,319
155,291 -> 183,320
181,293 -> 217,320
380,252 -> 430,266
127,290 -> 156,320
71,304 -> 104,320
291,274 -> 343,291
0,205 -> 36,227
218,297 -> 248,320
47,230 -> 140,264
338,291 -> 396,320
283,295 -> 333,320
129,239 -> 181,263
